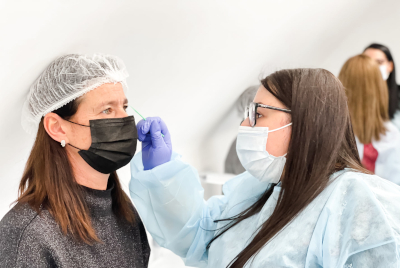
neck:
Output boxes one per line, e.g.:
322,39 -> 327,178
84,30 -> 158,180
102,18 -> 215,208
68,150 -> 110,190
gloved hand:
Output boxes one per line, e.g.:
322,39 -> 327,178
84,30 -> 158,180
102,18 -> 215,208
137,117 -> 172,170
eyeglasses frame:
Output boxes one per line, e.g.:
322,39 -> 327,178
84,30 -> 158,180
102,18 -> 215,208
245,102 -> 291,127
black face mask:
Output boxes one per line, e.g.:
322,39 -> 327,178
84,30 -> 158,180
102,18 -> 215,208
66,116 -> 137,174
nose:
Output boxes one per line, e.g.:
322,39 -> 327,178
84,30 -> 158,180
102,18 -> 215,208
121,110 -> 129,117
116,107 -> 129,118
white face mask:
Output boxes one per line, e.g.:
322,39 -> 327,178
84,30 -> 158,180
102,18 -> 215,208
380,65 -> 389,81
236,123 -> 292,184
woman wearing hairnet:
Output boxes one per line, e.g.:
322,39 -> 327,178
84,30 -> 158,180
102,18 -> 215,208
0,54 -> 150,267
339,54 -> 400,185
130,68 -> 400,267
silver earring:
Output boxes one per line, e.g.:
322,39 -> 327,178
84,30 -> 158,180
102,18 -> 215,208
61,140 -> 66,147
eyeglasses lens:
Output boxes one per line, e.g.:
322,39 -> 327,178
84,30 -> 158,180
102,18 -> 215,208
249,102 -> 256,127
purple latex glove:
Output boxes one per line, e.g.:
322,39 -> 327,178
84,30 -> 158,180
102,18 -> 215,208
137,117 -> 172,170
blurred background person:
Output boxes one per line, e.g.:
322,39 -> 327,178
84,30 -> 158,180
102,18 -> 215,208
339,54 -> 400,185
364,43 -> 400,129
224,85 -> 258,175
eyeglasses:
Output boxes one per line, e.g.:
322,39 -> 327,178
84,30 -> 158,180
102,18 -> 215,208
244,102 -> 291,127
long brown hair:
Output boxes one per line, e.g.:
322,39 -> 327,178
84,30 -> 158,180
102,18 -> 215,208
339,54 -> 389,144
208,69 -> 369,267
16,99 -> 136,244
364,43 -> 398,119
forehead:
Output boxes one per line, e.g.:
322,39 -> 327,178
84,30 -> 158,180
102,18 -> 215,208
80,83 -> 126,104
364,48 -> 387,61
253,85 -> 283,107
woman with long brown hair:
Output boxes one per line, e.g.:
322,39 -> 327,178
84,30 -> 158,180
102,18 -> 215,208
129,68 -> 400,267
0,54 -> 150,267
339,54 -> 400,184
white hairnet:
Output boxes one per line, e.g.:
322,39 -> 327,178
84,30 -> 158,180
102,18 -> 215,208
21,54 -> 129,135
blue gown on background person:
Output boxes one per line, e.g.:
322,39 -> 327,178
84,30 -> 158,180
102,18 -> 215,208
130,152 -> 400,268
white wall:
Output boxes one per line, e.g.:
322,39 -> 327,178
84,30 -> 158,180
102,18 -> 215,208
1,0 -> 400,222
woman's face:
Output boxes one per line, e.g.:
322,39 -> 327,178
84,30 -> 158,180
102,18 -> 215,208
364,48 -> 394,77
241,85 -> 292,157
66,82 -> 129,152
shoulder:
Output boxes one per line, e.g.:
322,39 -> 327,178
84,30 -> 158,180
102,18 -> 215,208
383,121 -> 400,138
311,170 -> 400,266
391,110 -> 400,131
0,203 -> 41,241
374,122 -> 400,182
220,171 -> 270,214
0,203 -> 40,266
328,169 -> 400,201
371,121 -> 400,148
325,170 -> 400,234
0,203 -> 54,267
222,171 -> 269,197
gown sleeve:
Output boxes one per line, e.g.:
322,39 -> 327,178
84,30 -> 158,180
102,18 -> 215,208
129,152 -> 245,267
306,172 -> 400,268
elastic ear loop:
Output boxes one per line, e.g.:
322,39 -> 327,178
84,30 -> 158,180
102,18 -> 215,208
65,119 -> 90,127
64,119 -> 90,150
268,122 -> 292,133
269,122 -> 292,157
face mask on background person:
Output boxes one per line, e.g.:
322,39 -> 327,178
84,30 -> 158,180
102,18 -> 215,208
379,65 -> 389,81
236,123 -> 292,184
64,116 -> 138,174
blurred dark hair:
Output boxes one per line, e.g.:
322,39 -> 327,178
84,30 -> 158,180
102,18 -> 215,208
364,43 -> 398,119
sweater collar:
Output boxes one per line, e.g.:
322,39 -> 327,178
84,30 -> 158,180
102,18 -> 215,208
80,179 -> 114,217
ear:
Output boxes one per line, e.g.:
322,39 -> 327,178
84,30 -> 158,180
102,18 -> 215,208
43,113 -> 68,144
388,61 -> 394,73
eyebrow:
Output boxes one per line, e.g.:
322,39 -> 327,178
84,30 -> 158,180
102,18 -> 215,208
97,98 -> 129,109
256,102 -> 291,113
256,101 -> 281,108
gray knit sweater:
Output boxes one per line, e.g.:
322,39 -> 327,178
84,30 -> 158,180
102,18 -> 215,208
0,182 -> 150,268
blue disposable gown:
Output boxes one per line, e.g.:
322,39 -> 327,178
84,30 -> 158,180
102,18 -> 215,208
130,152 -> 400,267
